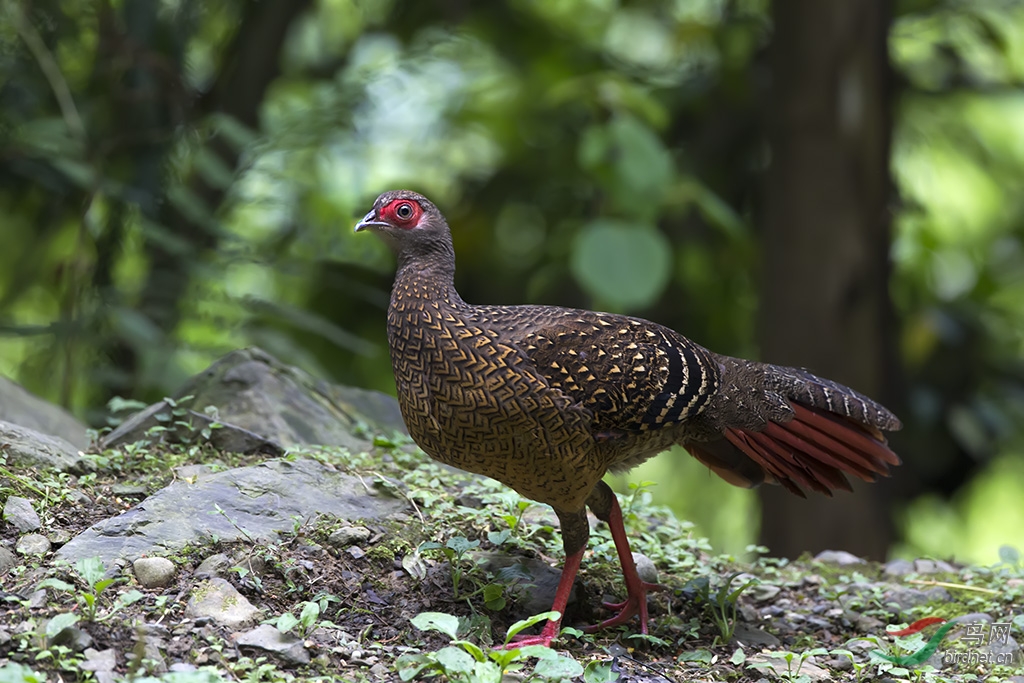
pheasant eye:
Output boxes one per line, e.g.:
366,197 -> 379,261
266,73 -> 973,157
395,203 -> 413,220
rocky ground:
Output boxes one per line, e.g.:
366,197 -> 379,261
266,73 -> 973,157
0,350 -> 1022,683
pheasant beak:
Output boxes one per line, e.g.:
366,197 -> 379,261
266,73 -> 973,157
354,209 -> 389,233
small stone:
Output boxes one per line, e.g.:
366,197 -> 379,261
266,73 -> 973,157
16,533 -> 50,555
133,557 -> 176,588
884,586 -> 950,613
346,546 -> 365,560
913,558 -> 956,574
830,655 -> 853,671
814,550 -> 864,565
48,529 -> 72,545
0,547 -> 18,574
235,624 -> 310,665
111,484 -> 148,499
28,589 -> 47,608
65,489 -> 92,505
186,578 -> 261,628
80,648 -> 117,672
49,625 -> 93,651
632,552 -> 658,584
883,558 -> 915,576
194,553 -> 232,578
328,526 -> 372,548
4,496 -> 41,532
750,584 -> 781,601
732,624 -> 781,648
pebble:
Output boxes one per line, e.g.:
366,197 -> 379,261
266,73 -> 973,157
185,578 -> 261,628
632,552 -> 658,584
16,533 -> 50,555
133,557 -> 176,588
235,624 -> 310,665
4,496 -> 40,532
883,586 -> 950,613
814,550 -> 864,565
328,526 -> 372,548
194,553 -> 232,578
0,547 -> 17,574
346,546 -> 366,560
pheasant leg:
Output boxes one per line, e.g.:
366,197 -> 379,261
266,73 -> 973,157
585,481 -> 667,634
504,543 -> 583,648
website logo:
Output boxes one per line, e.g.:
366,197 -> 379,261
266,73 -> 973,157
874,616 -> 1016,668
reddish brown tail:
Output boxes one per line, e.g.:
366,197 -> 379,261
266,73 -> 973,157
720,403 -> 901,497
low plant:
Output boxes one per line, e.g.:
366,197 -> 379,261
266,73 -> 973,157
395,611 -> 585,683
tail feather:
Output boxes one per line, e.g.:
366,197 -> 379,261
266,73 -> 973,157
717,403 -> 899,497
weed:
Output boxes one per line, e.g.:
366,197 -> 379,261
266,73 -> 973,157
395,610 -> 585,682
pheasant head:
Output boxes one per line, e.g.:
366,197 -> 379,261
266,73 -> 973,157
354,190 -> 454,269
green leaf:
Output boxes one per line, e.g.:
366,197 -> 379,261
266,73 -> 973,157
411,612 -> 460,640
446,536 -> 480,556
678,649 -> 713,663
36,578 -> 75,592
75,556 -> 106,587
299,601 -> 320,630
571,219 -> 672,311
45,612 -> 80,639
487,530 -> 510,546
435,646 -> 475,675
276,612 -> 300,633
473,660 -> 503,683
0,662 -> 48,683
583,660 -> 620,683
505,611 -> 560,644
730,648 -> 746,665
451,640 -> 487,662
394,653 -> 437,682
534,655 -> 584,679
999,545 -> 1020,565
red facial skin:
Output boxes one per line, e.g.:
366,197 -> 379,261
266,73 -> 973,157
379,199 -> 423,229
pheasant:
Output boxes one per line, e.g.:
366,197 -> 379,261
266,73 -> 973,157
355,190 -> 901,647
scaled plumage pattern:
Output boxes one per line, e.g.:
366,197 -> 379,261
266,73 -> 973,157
356,190 -> 901,647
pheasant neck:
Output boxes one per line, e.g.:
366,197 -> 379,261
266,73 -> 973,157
392,246 -> 465,310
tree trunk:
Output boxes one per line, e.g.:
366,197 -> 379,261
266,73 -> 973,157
758,0 -> 899,559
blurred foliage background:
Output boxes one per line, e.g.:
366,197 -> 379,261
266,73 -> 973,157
2,0 -> 1022,565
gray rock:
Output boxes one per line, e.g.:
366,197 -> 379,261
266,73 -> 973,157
48,529 -> 72,545
66,490 -> 92,506
814,550 -> 864,566
632,552 -> 658,584
56,458 -> 407,565
732,624 -> 781,648
328,526 -> 372,548
186,578 -> 260,628
883,558 -> 915,576
100,348 -> 406,452
345,546 -> 365,560
750,584 -> 781,601
80,648 -> 117,673
4,496 -> 41,532
0,376 -> 90,450
16,533 -> 50,555
133,557 -> 176,588
194,553 -> 232,578
49,625 -> 93,651
111,484 -> 148,500
476,551 -> 572,616
914,558 -> 956,574
235,624 -> 310,665
0,547 -> 17,574
884,586 -> 950,613
0,420 -> 84,472
0,628 -> 10,646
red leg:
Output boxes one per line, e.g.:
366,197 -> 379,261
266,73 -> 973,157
506,544 -> 583,648
584,493 -> 667,634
